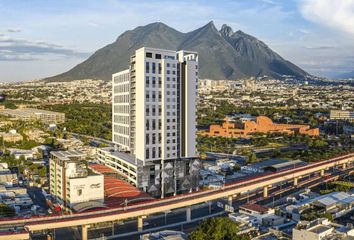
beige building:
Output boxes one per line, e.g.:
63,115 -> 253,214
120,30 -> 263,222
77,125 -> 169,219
0,108 -> 65,124
50,150 -> 104,211
24,129 -> 49,143
0,130 -> 23,142
330,110 -> 354,122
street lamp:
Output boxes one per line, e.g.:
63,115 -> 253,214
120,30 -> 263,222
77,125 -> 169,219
164,210 -> 171,225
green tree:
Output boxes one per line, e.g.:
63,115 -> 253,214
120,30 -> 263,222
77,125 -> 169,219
248,153 -> 257,164
38,167 -> 47,178
189,217 -> 250,240
0,204 -> 15,217
233,165 -> 241,171
4,102 -> 17,109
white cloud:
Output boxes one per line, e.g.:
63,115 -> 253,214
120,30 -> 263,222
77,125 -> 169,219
0,34 -> 89,61
299,0 -> 354,36
7,28 -> 21,33
88,22 -> 98,27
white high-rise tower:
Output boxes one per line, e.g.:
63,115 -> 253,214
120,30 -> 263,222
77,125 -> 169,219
98,47 -> 200,197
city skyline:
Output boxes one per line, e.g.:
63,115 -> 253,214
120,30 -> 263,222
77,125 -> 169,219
1,0 -> 354,82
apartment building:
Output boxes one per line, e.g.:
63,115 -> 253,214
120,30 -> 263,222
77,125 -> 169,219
330,110 -> 354,122
98,47 -> 200,197
50,150 -> 104,211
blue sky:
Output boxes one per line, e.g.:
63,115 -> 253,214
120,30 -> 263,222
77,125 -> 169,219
1,0 -> 354,82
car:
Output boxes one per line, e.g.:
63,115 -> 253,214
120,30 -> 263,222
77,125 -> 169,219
143,222 -> 149,227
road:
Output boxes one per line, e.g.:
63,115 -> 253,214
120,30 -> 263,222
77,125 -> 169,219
27,187 -> 49,211
50,168 -> 350,240
1,154 -> 352,239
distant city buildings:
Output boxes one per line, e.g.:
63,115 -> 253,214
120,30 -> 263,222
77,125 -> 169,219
242,79 -> 257,92
49,150 -> 104,211
330,109 -> 354,122
98,47 -> 200,197
0,79 -> 111,104
0,107 -> 65,124
198,79 -> 239,93
204,116 -> 319,137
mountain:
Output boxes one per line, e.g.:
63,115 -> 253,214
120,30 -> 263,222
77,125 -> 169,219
44,21 -> 310,82
335,71 -> 354,79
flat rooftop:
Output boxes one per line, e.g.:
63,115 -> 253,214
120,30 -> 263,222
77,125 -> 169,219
247,159 -> 287,169
50,149 -> 85,160
89,164 -> 118,174
240,203 -> 270,214
100,147 -> 137,165
269,160 -> 306,170
309,225 -> 332,234
0,108 -> 64,115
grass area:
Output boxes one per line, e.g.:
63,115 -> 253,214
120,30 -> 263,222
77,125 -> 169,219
254,142 -> 286,149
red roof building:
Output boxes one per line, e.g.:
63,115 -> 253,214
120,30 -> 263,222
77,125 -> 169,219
89,164 -> 153,207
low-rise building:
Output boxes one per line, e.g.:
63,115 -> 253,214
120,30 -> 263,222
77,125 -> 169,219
204,116 -> 319,137
49,150 -> 104,211
238,203 -> 286,228
239,203 -> 275,216
293,218 -> 354,240
23,129 -> 49,143
8,148 -> 36,160
0,164 -> 18,187
330,110 -> 354,122
0,130 -> 23,142
0,107 -> 65,124
286,192 -> 354,220
241,159 -> 306,174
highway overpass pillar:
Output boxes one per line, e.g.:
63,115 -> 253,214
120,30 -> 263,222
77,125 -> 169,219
343,163 -> 347,169
228,195 -> 233,206
263,186 -> 268,198
81,224 -> 90,240
294,177 -> 298,186
320,169 -> 325,176
137,216 -> 145,232
186,206 -> 192,222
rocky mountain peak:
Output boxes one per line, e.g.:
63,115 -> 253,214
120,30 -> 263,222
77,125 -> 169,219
220,24 -> 234,37
44,21 -> 310,82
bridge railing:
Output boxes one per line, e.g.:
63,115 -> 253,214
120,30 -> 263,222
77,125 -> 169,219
0,153 -> 353,225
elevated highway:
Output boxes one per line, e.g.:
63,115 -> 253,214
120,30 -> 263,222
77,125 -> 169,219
1,153 -> 353,240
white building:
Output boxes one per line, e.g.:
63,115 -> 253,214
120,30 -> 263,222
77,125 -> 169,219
98,47 -> 200,197
50,150 -> 104,211
330,109 -> 354,122
293,218 -> 354,240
